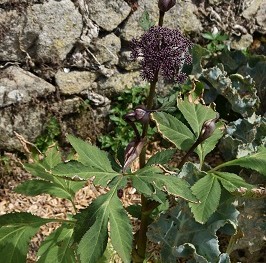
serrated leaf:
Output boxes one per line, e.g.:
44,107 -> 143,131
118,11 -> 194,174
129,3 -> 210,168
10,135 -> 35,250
152,112 -> 195,151
24,162 -> 54,181
67,135 -> 113,172
212,146 -> 266,176
42,146 -> 62,169
109,198 -> 132,263
212,171 -> 253,192
37,224 -> 75,263
132,167 -> 198,203
146,149 -> 176,166
0,213 -> 56,263
177,98 -> 217,137
189,174 -> 221,223
78,215 -> 109,263
52,160 -> 119,187
75,176 -> 132,263
15,179 -> 73,199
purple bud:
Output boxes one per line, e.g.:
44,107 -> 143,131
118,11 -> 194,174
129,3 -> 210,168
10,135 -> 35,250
199,114 -> 219,142
124,105 -> 152,125
158,0 -> 176,12
123,138 -> 146,173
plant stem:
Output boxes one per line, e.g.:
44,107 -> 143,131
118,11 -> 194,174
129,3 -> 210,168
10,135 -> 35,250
133,9 -> 166,262
177,139 -> 202,170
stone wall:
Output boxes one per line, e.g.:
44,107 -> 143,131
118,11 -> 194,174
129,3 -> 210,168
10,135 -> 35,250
0,0 -> 265,151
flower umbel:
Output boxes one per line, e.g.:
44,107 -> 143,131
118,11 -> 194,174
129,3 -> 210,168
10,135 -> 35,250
130,26 -> 193,83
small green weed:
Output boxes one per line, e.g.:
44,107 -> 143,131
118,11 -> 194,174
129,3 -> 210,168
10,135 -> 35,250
202,31 -> 229,53
99,85 -> 152,152
35,116 -> 61,152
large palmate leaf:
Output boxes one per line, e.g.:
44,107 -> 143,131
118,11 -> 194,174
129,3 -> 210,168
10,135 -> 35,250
37,224 -> 76,263
152,112 -> 195,151
212,146 -> 266,176
52,160 -> 120,187
177,98 -> 216,137
21,147 -> 84,201
189,173 -> 221,223
0,213 -> 57,263
67,135 -> 113,172
131,167 -> 197,203
74,177 -> 132,263
202,64 -> 259,117
218,114 -> 266,160
147,197 -> 237,263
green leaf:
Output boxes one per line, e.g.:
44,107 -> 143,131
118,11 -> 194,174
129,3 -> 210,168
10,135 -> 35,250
78,214 -> 109,263
24,162 -> 54,181
132,167 -> 198,203
189,174 -> 221,223
37,224 -> 76,263
152,112 -> 195,151
67,135 -> 113,172
0,213 -> 56,263
52,160 -> 119,187
15,179 -> 74,200
146,149 -> 176,166
212,171 -> 253,192
202,32 -> 215,40
148,198 -> 237,262
42,146 -> 62,169
212,146 -> 266,176
76,176 -> 132,263
109,197 -> 132,263
139,10 -> 155,31
177,98 -> 217,137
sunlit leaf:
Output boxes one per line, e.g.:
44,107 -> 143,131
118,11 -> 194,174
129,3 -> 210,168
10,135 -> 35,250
177,98 -> 216,137
37,224 -> 76,263
109,198 -> 132,263
146,149 -> 176,166
212,146 -> 266,176
152,112 -> 195,151
0,213 -> 56,263
67,135 -> 113,172
189,174 -> 221,223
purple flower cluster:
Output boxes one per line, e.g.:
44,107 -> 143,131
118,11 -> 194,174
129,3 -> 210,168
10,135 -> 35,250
130,26 -> 193,83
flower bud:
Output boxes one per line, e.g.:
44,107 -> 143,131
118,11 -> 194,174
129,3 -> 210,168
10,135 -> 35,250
123,138 -> 146,173
158,0 -> 176,12
124,105 -> 151,125
199,113 -> 219,142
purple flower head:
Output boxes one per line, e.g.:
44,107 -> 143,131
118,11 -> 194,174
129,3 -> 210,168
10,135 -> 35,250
130,26 -> 193,83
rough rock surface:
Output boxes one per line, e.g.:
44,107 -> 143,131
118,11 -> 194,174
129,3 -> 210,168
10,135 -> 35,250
55,70 -> 98,95
121,0 -> 202,41
86,0 -> 131,32
0,66 -> 55,107
22,0 -> 83,62
0,0 -> 265,150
